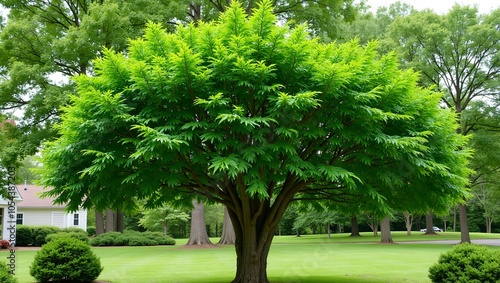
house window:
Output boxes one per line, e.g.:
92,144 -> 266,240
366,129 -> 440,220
16,213 -> 24,225
73,213 -> 79,226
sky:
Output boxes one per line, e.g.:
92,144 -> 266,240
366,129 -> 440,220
365,0 -> 499,14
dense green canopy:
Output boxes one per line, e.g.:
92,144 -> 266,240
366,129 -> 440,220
40,1 -> 469,282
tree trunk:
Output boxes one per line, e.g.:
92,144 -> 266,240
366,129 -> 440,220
458,203 -> 471,243
296,228 -> 301,237
380,216 -> 393,243
115,210 -> 124,233
403,212 -> 412,236
218,206 -> 236,245
350,216 -> 360,236
186,199 -> 213,245
95,210 -> 104,235
425,210 -> 436,235
368,222 -> 378,236
486,217 -> 492,233
453,206 -> 457,232
105,208 -> 114,232
227,202 -> 278,283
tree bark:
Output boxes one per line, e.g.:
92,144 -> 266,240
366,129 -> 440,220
95,210 -> 104,235
115,210 -> 125,233
218,206 -> 236,245
403,212 -> 412,235
227,203 -> 277,283
459,203 -> 471,243
105,208 -> 114,232
350,216 -> 360,237
380,216 -> 393,243
424,210 -> 436,235
327,223 -> 331,239
186,199 -> 213,245
486,217 -> 492,233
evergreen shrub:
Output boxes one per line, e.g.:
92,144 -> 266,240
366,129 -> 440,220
32,226 -> 60,246
86,226 -> 96,236
0,262 -> 17,283
15,226 -> 33,246
45,232 -> 89,244
429,243 -> 500,283
30,237 -> 103,283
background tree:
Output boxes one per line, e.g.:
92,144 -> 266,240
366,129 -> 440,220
41,2 -> 469,282
218,206 -> 236,244
139,204 -> 190,236
386,5 -> 500,243
186,200 -> 212,245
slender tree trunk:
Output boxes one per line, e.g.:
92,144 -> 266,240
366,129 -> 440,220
486,217 -> 492,233
368,222 -> 378,236
186,199 -> 212,245
218,206 -> 236,245
327,223 -> 331,238
459,203 -> 471,243
443,218 -> 447,232
403,212 -> 413,235
453,206 -> 457,232
296,228 -> 301,237
95,210 -> 104,235
425,210 -> 436,235
350,216 -> 360,236
105,208 -> 114,232
380,217 -> 393,243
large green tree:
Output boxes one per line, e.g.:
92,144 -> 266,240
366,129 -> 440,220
41,2 -> 469,282
0,0 -> 358,164
386,5 -> 500,243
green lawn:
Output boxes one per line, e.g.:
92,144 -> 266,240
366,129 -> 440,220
9,232 -> 500,283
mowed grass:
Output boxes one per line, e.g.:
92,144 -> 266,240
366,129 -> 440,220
10,231 -> 500,283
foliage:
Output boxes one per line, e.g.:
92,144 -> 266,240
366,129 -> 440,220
29,237 -> 103,283
45,232 -> 90,244
15,226 -> 85,246
0,262 -> 17,283
428,243 -> 500,283
32,226 -> 61,247
15,226 -> 33,246
89,231 -> 175,246
86,226 -> 96,236
0,239 -> 9,249
40,1 -> 470,281
139,205 -> 190,235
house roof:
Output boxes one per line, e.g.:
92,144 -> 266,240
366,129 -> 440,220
17,184 -> 65,208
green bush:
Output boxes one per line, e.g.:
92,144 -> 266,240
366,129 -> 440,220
45,232 -> 89,244
86,226 -> 96,237
15,226 -> 33,246
89,231 -> 175,246
429,243 -> 500,283
60,227 -> 86,233
30,237 -> 103,283
0,262 -> 17,283
32,226 -> 60,246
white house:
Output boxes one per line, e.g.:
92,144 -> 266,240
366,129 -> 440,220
0,184 -> 87,241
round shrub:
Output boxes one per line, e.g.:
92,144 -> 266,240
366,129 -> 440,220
0,262 -> 17,283
30,237 -> 103,283
429,243 -> 500,283
15,226 -> 33,246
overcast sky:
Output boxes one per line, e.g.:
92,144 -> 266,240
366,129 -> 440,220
365,0 -> 499,14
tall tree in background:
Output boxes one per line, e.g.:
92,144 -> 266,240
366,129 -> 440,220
387,5 -> 500,243
186,200 -> 212,245
139,204 -> 190,236
41,2 -> 469,282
